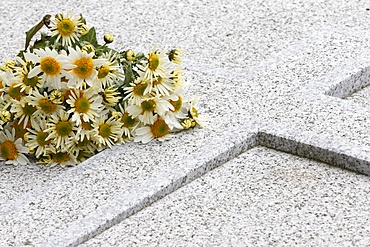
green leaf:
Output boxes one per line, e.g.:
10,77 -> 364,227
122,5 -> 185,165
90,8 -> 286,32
25,14 -> 51,50
79,27 -> 98,47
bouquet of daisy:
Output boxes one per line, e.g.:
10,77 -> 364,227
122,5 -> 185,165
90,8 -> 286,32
0,13 -> 205,166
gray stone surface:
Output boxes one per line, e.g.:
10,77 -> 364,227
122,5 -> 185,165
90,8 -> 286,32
0,0 -> 370,246
82,147 -> 370,246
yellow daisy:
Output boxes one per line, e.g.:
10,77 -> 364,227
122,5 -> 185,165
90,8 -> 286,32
0,128 -> 29,165
163,93 -> 187,130
185,96 -> 207,128
50,12 -> 83,47
101,86 -> 121,108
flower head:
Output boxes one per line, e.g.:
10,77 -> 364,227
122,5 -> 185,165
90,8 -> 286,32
92,115 -> 123,149
45,109 -> 77,151
0,128 -> 29,165
134,115 -> 172,143
66,88 -> 104,126
25,47 -> 74,90
67,46 -> 106,89
50,12 -> 84,46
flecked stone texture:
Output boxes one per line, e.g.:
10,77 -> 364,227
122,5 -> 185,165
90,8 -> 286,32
0,0 -> 370,246
82,147 -> 370,246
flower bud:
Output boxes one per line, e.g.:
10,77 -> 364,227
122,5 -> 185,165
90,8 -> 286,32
168,49 -> 183,64
50,90 -> 64,103
125,49 -> 136,61
81,44 -> 95,54
0,110 -> 11,122
0,60 -> 16,71
80,24 -> 89,36
104,33 -> 114,44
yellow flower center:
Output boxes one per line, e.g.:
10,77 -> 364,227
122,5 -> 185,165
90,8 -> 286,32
0,140 -> 18,160
150,118 -> 169,138
57,19 -> 75,36
133,83 -> 148,96
99,123 -> 111,138
75,96 -> 90,113
36,131 -> 50,146
38,99 -> 57,114
40,57 -> 61,76
22,103 -> 37,116
98,65 -> 110,79
23,74 -> 39,87
12,120 -> 31,139
55,121 -> 72,136
8,84 -> 25,100
141,100 -> 156,112
121,113 -> 135,128
148,53 -> 159,71
73,57 -> 94,79
153,76 -> 163,86
169,96 -> 182,112
81,120 -> 93,130
52,151 -> 70,163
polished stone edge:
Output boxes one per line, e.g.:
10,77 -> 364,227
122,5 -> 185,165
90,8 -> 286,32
38,123 -> 370,246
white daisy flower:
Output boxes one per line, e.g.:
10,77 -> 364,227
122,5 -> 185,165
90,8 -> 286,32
27,89 -> 65,117
47,150 -> 78,167
67,46 -> 106,89
25,47 -> 74,90
163,93 -> 187,130
45,109 -> 77,151
185,96 -> 208,128
5,73 -> 26,101
126,96 -> 174,125
92,115 -> 123,149
137,47 -> 170,83
10,98 -> 37,128
123,77 -> 151,105
134,115 -> 172,143
0,128 -> 29,165
66,88 -> 104,126
117,103 -> 139,139
26,117 -> 55,158
13,56 -> 42,94
49,12 -> 84,47
96,51 -> 123,88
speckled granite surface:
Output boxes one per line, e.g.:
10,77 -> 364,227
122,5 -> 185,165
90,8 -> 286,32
1,0 -> 370,246
82,147 -> 370,246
